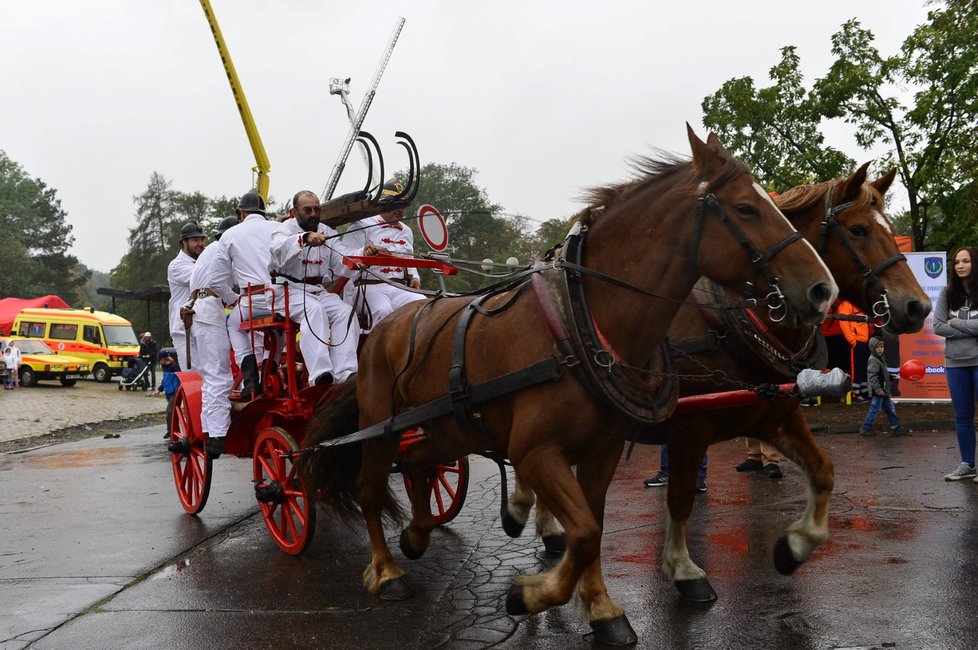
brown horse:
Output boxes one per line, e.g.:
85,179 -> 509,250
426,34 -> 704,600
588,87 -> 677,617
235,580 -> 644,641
508,161 -> 931,602
300,126 -> 837,646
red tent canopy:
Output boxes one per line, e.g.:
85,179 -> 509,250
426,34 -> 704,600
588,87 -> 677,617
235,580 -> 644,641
0,295 -> 71,336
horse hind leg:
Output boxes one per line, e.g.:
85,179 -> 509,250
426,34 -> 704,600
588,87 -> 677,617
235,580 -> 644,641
768,410 -> 834,575
397,459 -> 437,561
359,438 -> 412,600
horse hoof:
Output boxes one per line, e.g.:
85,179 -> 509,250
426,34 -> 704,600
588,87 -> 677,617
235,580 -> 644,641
542,533 -> 566,556
378,576 -> 412,601
674,578 -> 717,602
399,529 -> 425,560
773,536 -> 802,575
505,584 -> 530,615
501,511 -> 526,538
590,614 -> 638,646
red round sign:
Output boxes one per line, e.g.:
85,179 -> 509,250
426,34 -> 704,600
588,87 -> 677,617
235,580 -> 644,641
417,204 -> 448,251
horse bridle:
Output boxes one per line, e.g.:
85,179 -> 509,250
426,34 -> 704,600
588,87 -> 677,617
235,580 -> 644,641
690,190 -> 805,323
813,186 -> 906,327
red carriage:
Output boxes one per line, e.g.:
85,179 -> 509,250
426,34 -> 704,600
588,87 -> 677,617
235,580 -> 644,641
166,254 -> 467,556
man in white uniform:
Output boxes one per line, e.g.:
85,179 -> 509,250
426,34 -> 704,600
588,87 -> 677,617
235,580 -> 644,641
269,190 -> 359,386
341,178 -> 425,329
167,222 -> 205,369
177,216 -> 239,457
214,190 -> 279,400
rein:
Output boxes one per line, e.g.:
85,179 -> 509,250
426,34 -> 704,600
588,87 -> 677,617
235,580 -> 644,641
814,186 -> 906,327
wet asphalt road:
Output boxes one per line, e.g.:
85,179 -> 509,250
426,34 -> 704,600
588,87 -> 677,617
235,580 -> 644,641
1,422 -> 975,649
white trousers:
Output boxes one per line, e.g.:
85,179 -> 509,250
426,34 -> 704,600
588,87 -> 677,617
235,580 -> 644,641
171,330 -> 187,370
358,283 -> 425,330
189,297 -> 232,438
282,288 -> 359,385
228,294 -> 269,365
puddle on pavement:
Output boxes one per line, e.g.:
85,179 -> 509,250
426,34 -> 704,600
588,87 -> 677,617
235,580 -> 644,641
17,446 -> 134,469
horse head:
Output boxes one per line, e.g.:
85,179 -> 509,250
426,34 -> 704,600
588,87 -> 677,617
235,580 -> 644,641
776,162 -> 931,333
685,126 -> 837,328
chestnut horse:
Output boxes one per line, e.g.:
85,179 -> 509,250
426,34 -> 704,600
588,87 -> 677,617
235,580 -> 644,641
507,162 -> 931,602
300,126 -> 837,646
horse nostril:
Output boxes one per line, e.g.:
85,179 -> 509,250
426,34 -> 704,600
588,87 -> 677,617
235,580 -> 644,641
808,282 -> 834,311
907,299 -> 930,319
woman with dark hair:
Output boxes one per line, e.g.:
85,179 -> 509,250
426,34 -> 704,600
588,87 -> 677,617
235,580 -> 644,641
934,246 -> 978,481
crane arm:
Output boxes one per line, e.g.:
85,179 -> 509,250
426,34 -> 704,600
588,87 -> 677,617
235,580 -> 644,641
199,0 -> 271,201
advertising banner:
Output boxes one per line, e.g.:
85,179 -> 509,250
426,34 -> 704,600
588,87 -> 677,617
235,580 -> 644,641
895,251 -> 950,402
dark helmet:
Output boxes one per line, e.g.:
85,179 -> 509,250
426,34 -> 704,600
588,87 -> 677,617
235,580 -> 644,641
215,215 -> 238,241
237,190 -> 267,216
180,222 -> 206,241
158,349 -> 175,361
381,177 -> 405,197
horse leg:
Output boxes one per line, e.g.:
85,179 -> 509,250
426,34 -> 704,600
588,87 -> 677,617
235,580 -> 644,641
660,435 -> 716,602
503,471 -> 535,538
506,446 -> 606,617
573,440 -> 638,646
534,499 -> 567,556
359,438 -> 411,600
398,460 -> 437,561
768,407 -> 834,574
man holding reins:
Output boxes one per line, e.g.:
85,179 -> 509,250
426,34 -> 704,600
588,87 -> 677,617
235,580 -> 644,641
269,190 -> 359,387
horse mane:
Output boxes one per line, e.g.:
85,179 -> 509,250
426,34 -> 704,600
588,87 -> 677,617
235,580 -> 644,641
775,175 -> 875,217
577,150 -> 748,227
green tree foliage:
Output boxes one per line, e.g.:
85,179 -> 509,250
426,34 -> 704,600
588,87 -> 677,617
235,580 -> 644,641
703,47 -> 854,191
814,4 -> 978,249
0,150 -> 89,303
703,2 -> 978,250
110,172 -> 237,336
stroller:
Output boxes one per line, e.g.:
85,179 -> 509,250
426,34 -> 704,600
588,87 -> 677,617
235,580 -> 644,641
119,356 -> 151,391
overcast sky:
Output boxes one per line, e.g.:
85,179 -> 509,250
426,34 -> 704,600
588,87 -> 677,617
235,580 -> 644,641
0,0 -> 931,273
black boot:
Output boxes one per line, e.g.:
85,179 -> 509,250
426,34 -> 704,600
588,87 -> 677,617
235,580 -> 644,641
240,355 -> 260,401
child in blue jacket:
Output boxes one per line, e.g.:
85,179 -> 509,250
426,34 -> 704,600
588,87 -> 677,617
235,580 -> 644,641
157,350 -> 181,438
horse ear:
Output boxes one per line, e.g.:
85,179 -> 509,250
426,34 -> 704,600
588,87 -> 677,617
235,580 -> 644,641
871,167 -> 898,196
837,161 -> 872,202
687,124 -> 723,178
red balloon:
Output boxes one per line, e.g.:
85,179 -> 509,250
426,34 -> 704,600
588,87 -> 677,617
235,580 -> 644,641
900,359 -> 926,381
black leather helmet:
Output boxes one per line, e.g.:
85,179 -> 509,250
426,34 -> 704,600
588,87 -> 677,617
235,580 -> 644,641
215,216 -> 238,241
237,190 -> 266,215
381,177 -> 404,197
180,222 -> 206,241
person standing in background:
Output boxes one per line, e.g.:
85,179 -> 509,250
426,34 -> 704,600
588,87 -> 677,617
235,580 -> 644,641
138,332 -> 158,390
934,247 -> 978,481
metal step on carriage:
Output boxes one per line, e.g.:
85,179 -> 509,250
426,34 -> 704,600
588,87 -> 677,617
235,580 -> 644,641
166,251 -> 467,556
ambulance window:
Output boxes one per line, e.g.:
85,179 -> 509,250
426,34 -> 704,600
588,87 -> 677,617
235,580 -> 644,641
50,323 -> 77,340
19,321 -> 45,337
83,325 -> 102,345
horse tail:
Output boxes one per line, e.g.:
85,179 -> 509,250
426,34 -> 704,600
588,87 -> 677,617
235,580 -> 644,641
300,379 -> 404,526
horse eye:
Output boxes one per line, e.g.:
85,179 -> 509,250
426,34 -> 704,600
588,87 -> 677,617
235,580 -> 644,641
848,225 -> 869,238
735,204 -> 757,218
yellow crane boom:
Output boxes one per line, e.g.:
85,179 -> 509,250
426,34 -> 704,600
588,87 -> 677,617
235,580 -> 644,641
199,0 -> 271,201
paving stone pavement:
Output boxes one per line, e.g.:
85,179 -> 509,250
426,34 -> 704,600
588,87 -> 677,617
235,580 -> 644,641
0,378 -> 165,443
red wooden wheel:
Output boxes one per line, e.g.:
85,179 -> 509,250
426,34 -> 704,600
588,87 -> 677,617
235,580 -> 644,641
404,457 -> 470,526
253,427 -> 316,555
168,379 -> 212,515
